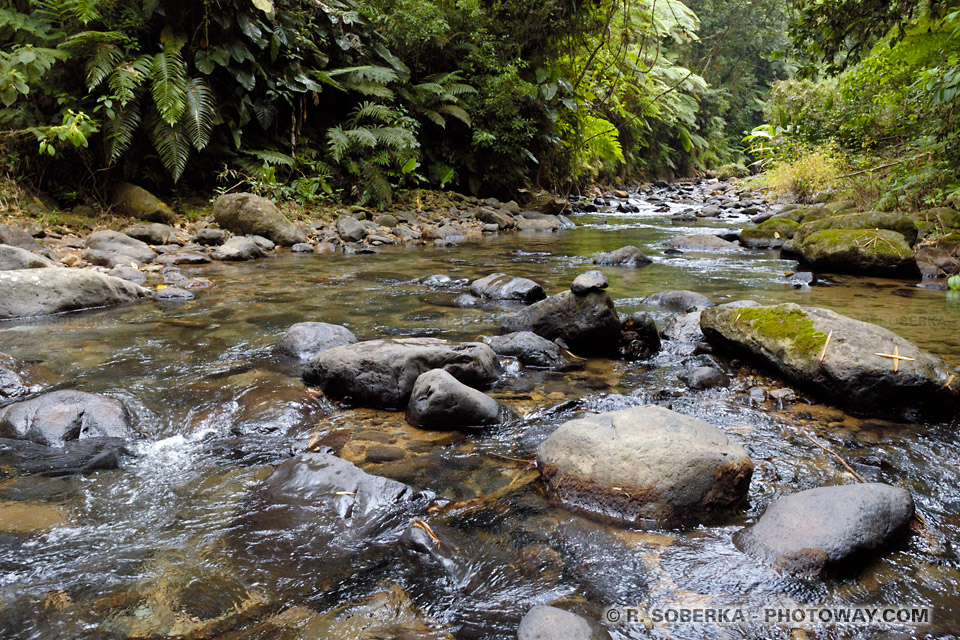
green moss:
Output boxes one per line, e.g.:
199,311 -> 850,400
802,228 -> 912,258
734,305 -> 828,359
795,211 -> 919,245
757,218 -> 799,234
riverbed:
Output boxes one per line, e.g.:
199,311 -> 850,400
1,184 -> 958,639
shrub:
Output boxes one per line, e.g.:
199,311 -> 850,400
755,144 -> 845,203
716,163 -> 749,179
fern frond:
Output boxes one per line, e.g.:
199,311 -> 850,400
104,100 -> 141,163
244,149 -> 295,166
109,55 -> 152,106
422,110 -> 446,128
151,42 -> 188,125
352,101 -> 396,123
148,112 -> 190,182
437,104 -> 471,126
182,77 -> 215,150
59,30 -> 126,50
85,44 -> 122,90
345,127 -> 378,149
327,126 -> 350,162
343,81 -> 394,99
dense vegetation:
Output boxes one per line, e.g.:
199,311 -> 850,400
0,0 -> 788,209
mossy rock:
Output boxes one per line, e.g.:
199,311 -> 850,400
111,182 -> 175,224
700,303 -> 959,416
798,205 -> 833,224
716,163 -> 750,180
797,229 -> 917,277
825,199 -> 856,214
769,206 -> 812,223
740,219 -> 799,249
794,210 -> 919,246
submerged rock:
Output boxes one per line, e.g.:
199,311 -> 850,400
406,368 -> 500,429
537,405 -> 753,525
275,322 -> 357,361
303,338 -> 502,409
735,483 -> 914,578
700,303 -> 959,415
483,331 -> 570,369
592,245 -> 652,267
518,606 -> 611,640
796,229 -> 918,277
0,390 -> 133,447
469,273 -> 546,303
501,288 -> 621,356
213,193 -> 307,246
0,268 -> 148,319
0,436 -> 128,476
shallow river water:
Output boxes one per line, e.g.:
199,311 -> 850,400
1,185 -> 959,639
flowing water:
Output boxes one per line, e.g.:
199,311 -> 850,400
1,184 -> 959,639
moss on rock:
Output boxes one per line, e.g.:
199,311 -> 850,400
795,210 -> 919,245
734,305 -> 828,359
797,228 -> 918,277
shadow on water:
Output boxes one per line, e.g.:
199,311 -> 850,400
1,185 -> 959,638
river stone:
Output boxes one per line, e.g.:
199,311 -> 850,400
106,265 -> 146,285
666,234 -> 738,252
643,290 -> 715,312
0,268 -> 148,319
740,219 -> 800,249
734,484 -> 914,577
501,290 -> 621,356
231,452 -> 430,587
111,182 -> 175,224
275,322 -> 357,361
154,286 -> 194,302
796,229 -> 918,277
469,273 -> 546,303
537,405 -> 753,525
592,245 -> 652,267
0,366 -> 27,403
794,211 -> 920,246
406,368 -> 500,429
483,331 -> 570,369
0,244 -> 52,270
571,270 -> 608,294
0,390 -> 133,447
620,312 -> 661,359
85,230 -> 156,263
476,208 -> 515,229
81,248 -> 141,268
661,310 -> 704,342
122,223 -> 176,245
303,338 -> 502,409
0,436 -> 128,476
336,215 -> 368,242
211,236 -> 266,261
518,606 -> 611,640
195,228 -> 229,246
212,193 -> 307,246
679,366 -> 730,390
0,224 -> 41,250
701,303 -> 960,415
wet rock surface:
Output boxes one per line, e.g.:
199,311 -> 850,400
0,390 -> 133,447
592,245 -> 652,267
469,273 -> 546,303
517,605 -> 611,640
213,193 -> 307,246
406,368 -> 500,429
483,331 -> 571,369
501,289 -> 621,356
0,268 -> 148,319
275,322 -> 357,361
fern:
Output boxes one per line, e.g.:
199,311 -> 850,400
104,100 -> 141,162
148,111 -> 190,182
109,55 -> 152,106
151,41 -> 188,125
84,44 -> 122,90
182,77 -> 214,150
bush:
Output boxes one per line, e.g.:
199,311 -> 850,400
754,144 -> 845,203
716,163 -> 749,179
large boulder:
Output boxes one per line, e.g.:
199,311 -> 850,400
85,230 -> 156,263
796,229 -> 918,277
700,303 -> 959,415
643,290 -> 715,312
0,269 -> 148,320
740,218 -> 799,249
0,224 -> 41,250
794,211 -> 920,246
231,452 -> 431,589
483,331 -> 570,369
303,338 -> 502,409
0,244 -> 52,270
406,368 -> 501,429
518,606 -> 611,640
211,236 -> 266,261
336,215 -> 368,242
213,193 -> 307,246
734,484 -> 914,578
275,322 -> 357,361
592,245 -> 652,267
0,390 -> 133,447
111,182 -> 176,224
666,234 -> 738,252
469,273 -> 546,303
501,290 -> 621,357
537,405 -> 753,525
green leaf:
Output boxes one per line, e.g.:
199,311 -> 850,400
251,0 -> 273,13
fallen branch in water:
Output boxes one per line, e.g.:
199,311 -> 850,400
801,428 -> 866,483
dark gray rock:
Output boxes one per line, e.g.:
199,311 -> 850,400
85,230 -> 156,263
0,244 -> 53,270
679,366 -> 730,390
0,366 -> 27,403
518,606 -> 611,640
154,286 -> 194,302
476,208 -> 516,229
406,368 -> 500,429
211,236 -> 266,261
483,331 -> 570,369
336,215 -> 368,242
470,273 -> 546,303
0,437 -> 128,476
0,224 -> 41,250
0,268 -> 148,319
735,483 -> 914,577
619,312 -> 661,359
571,270 -> 608,294
213,193 -> 307,246
501,290 -> 621,356
643,290 -> 715,312
303,338 -> 502,409
195,228 -> 229,246
290,242 -> 313,253
700,303 -> 960,416
0,390 -> 133,447
661,310 -> 703,342
275,322 -> 357,361
122,223 -> 176,245
592,245 -> 652,268
538,405 -> 753,525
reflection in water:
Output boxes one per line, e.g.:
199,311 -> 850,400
1,191 -> 959,639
